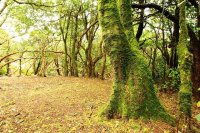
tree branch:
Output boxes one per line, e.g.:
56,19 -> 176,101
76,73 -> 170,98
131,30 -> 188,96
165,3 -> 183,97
131,3 -> 179,24
131,3 -> 199,42
0,0 -> 8,15
13,0 -> 61,8
0,51 -> 64,63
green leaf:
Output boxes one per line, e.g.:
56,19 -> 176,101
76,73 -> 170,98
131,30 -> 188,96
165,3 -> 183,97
195,114 -> 200,122
197,101 -> 200,107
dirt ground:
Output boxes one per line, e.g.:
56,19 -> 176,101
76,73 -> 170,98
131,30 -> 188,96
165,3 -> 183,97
0,76 -> 199,133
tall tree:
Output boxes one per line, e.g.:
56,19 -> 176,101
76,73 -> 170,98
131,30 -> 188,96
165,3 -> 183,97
59,9 -> 72,76
131,0 -> 200,100
98,0 -> 173,123
177,0 -> 193,132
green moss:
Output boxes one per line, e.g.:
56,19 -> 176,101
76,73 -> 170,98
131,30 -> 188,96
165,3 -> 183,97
176,0 -> 193,131
127,55 -> 175,124
98,0 -> 174,125
178,91 -> 192,117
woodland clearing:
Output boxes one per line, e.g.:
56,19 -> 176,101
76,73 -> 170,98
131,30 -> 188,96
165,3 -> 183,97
0,76 -> 199,132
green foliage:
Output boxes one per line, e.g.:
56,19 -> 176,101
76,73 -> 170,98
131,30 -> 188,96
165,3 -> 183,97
0,67 -> 7,75
195,114 -> 200,122
166,68 -> 180,90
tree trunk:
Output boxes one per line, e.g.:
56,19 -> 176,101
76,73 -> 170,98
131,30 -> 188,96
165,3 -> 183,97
54,58 -> 61,76
169,8 -> 179,69
63,42 -> 69,76
6,58 -> 10,76
71,14 -> 79,77
98,0 -> 174,124
34,59 -> 40,75
152,47 -> 157,79
60,11 -> 71,77
19,54 -> 23,76
177,0 -> 192,132
189,25 -> 200,100
19,58 -> 22,76
100,47 -> 106,80
136,0 -> 145,41
38,49 -> 46,77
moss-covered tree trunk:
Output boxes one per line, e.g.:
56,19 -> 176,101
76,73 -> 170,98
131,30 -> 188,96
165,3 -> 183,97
98,0 -> 173,123
98,0 -> 133,118
177,0 -> 193,132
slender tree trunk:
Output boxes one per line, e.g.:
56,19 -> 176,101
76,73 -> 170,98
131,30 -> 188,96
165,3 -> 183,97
60,11 -> 71,76
19,58 -> 22,76
34,59 -> 40,75
26,65 -> 32,76
177,0 -> 192,132
63,42 -> 69,76
38,49 -> 46,77
84,14 -> 99,78
169,8 -> 179,69
6,58 -> 10,76
19,54 -> 23,76
152,48 -> 157,79
136,0 -> 144,41
54,58 -> 61,76
86,40 -> 93,77
100,47 -> 106,80
71,14 -> 79,77
6,43 -> 10,76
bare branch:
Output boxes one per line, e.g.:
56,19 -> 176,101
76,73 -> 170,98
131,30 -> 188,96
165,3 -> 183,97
0,0 -> 8,15
131,3 -> 179,23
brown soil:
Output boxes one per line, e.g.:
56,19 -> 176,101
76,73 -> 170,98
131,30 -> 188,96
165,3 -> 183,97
0,76 -> 199,132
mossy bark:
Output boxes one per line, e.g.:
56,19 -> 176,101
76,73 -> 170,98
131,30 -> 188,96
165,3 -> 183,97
177,0 -> 193,132
98,0 -> 133,118
98,0 -> 174,124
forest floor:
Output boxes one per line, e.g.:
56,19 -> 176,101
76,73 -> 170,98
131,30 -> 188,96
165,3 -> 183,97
0,76 -> 199,133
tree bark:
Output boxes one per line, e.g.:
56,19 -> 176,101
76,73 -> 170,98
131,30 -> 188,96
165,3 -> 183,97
100,46 -> 106,80
60,11 -> 72,76
98,0 -> 174,123
38,49 -> 46,77
177,0 -> 193,132
54,58 -> 61,76
136,0 -> 145,41
71,12 -> 79,77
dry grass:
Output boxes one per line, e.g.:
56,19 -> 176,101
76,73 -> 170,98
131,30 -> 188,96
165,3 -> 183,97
0,76 -> 198,132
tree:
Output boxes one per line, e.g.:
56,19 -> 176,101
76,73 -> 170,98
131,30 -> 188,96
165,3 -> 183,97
131,0 -> 200,100
98,0 -> 173,123
177,0 -> 193,132
59,8 -> 72,76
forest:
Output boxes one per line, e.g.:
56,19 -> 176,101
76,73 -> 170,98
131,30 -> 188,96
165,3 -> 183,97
0,0 -> 199,132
